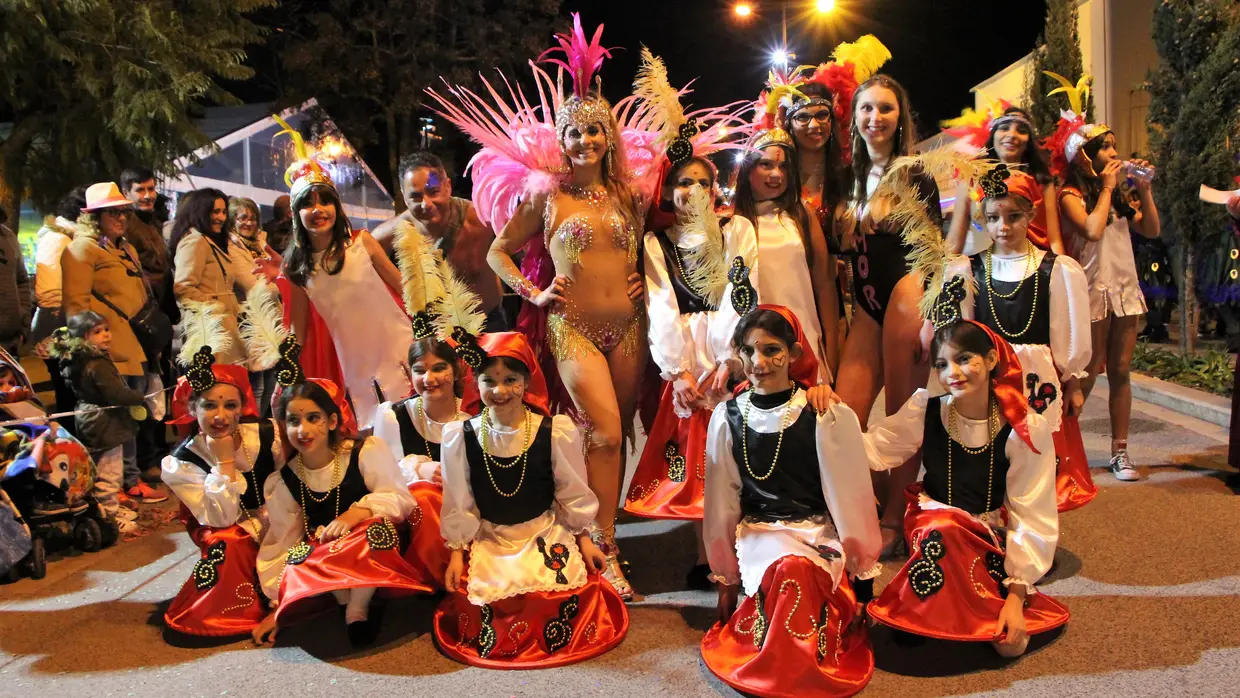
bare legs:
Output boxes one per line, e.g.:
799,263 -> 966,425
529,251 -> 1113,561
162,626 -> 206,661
835,275 -> 928,553
556,339 -> 646,596
879,276 -> 931,532
1082,314 -> 1140,454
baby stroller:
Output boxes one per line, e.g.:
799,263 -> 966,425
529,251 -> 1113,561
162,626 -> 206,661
1,422 -> 109,581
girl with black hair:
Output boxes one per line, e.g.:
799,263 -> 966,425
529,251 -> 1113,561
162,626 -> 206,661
701,305 -> 880,697
172,188 -> 253,366
946,105 -> 1066,256
435,332 -> 628,668
258,124 -> 418,429
160,344 -> 283,637
864,319 -> 1067,657
1048,105 -> 1161,482
726,135 -> 838,381
253,376 -> 422,648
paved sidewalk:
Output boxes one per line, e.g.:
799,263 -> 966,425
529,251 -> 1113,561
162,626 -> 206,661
1,384 -> 1237,698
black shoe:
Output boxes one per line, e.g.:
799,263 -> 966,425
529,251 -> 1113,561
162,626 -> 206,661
686,563 -> 712,591
347,617 -> 381,647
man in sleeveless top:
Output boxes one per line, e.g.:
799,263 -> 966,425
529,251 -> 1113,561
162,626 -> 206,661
373,152 -> 506,330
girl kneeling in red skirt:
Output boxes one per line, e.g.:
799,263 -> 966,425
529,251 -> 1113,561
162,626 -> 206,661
701,306 -> 882,698
162,345 -> 283,637
253,346 -> 424,648
434,332 -> 628,669
864,319 -> 1068,657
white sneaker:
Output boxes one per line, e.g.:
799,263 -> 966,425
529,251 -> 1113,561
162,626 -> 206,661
116,517 -> 140,535
1109,450 -> 1141,481
115,508 -> 138,521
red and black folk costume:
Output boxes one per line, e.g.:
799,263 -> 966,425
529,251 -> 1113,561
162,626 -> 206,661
701,306 -> 882,698
949,168 -> 1096,511
864,321 -> 1069,646
434,333 -> 628,669
256,352 -> 425,627
623,48 -> 751,520
161,351 -> 282,637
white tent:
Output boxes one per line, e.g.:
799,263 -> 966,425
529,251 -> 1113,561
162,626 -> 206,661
162,99 -> 395,230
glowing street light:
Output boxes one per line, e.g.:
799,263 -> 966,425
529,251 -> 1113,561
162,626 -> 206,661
734,2 -> 753,18
816,0 -> 835,12
771,47 -> 791,67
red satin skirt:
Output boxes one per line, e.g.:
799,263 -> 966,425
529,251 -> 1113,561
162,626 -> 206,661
868,485 -> 1070,642
1055,413 -> 1097,512
275,517 -> 433,627
433,569 -> 629,669
165,517 -> 267,637
403,482 -> 450,590
623,383 -> 708,520
702,554 -> 873,698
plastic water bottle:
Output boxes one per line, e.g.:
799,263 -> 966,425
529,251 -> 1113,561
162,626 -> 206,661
1124,162 -> 1155,185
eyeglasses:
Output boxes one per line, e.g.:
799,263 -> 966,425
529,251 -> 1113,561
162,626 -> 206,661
792,110 -> 833,126
100,208 -> 132,218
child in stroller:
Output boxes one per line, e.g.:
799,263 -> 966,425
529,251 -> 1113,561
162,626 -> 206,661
1,421 -> 108,581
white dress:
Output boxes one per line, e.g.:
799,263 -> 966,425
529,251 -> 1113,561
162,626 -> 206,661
703,391 -> 882,595
372,396 -> 470,484
440,414 -> 598,606
304,240 -> 414,427
1069,208 -> 1147,320
255,436 -> 415,601
863,390 -> 1058,590
951,249 -> 1092,432
643,226 -> 746,417
724,214 -> 827,381
160,420 -> 285,538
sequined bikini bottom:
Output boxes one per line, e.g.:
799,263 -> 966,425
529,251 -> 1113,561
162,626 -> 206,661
547,305 -> 644,362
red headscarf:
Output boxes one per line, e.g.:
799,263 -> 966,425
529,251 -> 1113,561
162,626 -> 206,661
964,319 -> 1037,453
735,304 -> 821,391
980,168 -> 1043,210
167,365 -> 259,426
272,377 -> 359,438
477,332 -> 551,417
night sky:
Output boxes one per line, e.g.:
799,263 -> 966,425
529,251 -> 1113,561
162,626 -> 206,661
561,0 -> 1048,141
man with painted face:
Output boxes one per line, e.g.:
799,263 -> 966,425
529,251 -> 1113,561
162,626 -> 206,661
373,152 -> 505,330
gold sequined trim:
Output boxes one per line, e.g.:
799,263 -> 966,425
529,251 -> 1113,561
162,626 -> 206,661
546,308 -> 643,362
221,583 -> 258,614
777,579 -> 819,640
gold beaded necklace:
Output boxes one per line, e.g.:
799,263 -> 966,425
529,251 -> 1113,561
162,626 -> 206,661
293,444 -> 344,539
667,233 -> 712,301
984,245 -> 1039,339
480,407 -> 532,497
984,244 -> 1034,299
229,427 -> 263,518
415,396 -> 460,459
740,386 -> 800,481
945,398 -> 999,512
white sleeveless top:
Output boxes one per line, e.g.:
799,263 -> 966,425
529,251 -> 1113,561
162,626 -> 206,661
305,240 -> 413,427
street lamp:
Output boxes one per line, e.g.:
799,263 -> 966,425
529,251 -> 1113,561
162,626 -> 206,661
730,2 -> 837,71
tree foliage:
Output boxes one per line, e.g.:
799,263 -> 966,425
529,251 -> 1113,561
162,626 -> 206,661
1147,0 -> 1239,247
0,0 -> 273,229
1024,0 -> 1092,135
272,0 -> 561,211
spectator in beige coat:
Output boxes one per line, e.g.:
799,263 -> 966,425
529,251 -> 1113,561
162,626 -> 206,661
170,189 -> 253,366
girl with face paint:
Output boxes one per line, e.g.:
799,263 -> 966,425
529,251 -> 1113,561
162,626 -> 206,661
863,320 -> 1068,658
941,168 -> 1097,512
701,306 -> 881,697
160,348 -> 284,637
434,332 -> 629,668
944,105 -> 1066,257
253,376 -> 423,649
